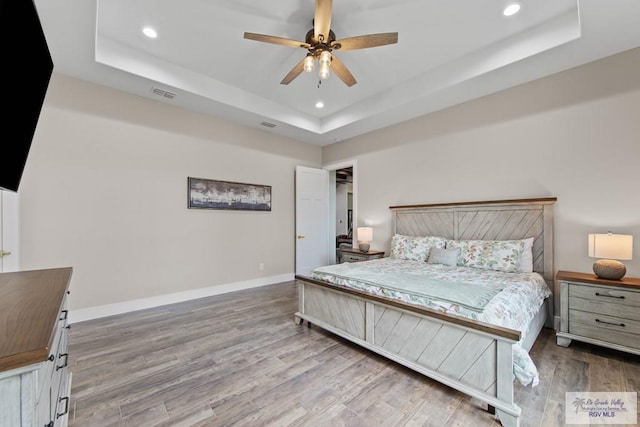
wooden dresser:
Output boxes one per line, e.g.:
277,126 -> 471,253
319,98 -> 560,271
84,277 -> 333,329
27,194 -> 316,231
0,267 -> 73,427
556,270 -> 640,355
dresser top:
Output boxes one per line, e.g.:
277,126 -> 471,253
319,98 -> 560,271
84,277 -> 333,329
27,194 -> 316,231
0,267 -> 72,372
556,270 -> 640,289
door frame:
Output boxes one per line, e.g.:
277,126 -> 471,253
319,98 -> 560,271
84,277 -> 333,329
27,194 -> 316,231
0,190 -> 20,272
324,159 -> 357,252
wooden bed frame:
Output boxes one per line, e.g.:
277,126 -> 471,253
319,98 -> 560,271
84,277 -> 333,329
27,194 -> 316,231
295,197 -> 556,427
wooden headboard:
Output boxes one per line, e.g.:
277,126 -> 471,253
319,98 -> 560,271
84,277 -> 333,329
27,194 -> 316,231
390,198 -> 557,284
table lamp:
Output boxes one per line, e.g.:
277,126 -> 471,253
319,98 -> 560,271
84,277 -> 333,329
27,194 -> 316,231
588,233 -> 633,280
357,227 -> 373,252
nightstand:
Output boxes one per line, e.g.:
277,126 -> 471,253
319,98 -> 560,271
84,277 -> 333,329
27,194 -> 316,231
338,248 -> 384,263
556,270 -> 640,355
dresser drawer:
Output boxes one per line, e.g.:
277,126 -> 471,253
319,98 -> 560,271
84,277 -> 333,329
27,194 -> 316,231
36,294 -> 70,427
37,298 -> 69,403
54,368 -> 71,427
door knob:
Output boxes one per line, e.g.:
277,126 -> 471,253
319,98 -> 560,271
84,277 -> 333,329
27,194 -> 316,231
297,235 -> 305,239
0,250 -> 11,257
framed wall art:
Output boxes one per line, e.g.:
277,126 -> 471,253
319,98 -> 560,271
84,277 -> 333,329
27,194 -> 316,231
188,177 -> 271,211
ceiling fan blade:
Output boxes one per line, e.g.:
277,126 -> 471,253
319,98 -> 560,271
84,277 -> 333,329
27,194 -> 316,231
332,32 -> 398,51
313,0 -> 332,43
330,54 -> 357,87
280,58 -> 306,85
244,32 -> 310,49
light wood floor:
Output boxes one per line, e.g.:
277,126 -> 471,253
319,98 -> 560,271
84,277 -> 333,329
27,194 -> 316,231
67,281 -> 640,427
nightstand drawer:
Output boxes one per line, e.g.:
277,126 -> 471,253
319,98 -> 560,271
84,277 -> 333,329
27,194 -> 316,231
570,309 -> 640,336
569,283 -> 640,322
338,249 -> 384,263
342,253 -> 366,263
569,283 -> 640,308
569,311 -> 640,350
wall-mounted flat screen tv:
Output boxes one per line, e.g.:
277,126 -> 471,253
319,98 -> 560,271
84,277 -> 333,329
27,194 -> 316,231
0,0 -> 54,192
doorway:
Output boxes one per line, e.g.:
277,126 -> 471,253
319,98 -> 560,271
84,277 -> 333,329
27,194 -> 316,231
335,167 -> 353,260
325,161 -> 357,264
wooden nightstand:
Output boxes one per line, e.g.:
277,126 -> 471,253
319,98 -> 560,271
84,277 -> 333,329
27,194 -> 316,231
556,270 -> 640,355
338,248 -> 384,263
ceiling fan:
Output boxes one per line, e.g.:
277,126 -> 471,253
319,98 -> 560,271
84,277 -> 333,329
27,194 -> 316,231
243,0 -> 398,87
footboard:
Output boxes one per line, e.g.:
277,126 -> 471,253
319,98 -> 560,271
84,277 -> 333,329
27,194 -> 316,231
295,276 -> 522,427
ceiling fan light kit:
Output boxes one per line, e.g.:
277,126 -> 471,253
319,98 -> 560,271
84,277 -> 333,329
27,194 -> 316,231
303,54 -> 315,72
243,0 -> 398,87
318,50 -> 331,79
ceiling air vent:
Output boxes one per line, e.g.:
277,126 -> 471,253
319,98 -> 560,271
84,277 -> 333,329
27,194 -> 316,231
151,87 -> 176,99
260,121 -> 276,128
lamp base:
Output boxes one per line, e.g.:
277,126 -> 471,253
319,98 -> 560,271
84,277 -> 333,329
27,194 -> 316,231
358,242 -> 370,252
593,259 -> 626,280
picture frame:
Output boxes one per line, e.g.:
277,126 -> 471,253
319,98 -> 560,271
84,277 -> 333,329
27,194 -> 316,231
188,177 -> 271,211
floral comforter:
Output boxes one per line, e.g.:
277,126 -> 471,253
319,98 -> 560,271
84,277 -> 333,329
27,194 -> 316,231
311,258 -> 552,386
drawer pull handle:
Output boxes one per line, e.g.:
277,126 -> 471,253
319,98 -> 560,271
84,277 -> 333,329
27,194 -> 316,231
57,396 -> 70,419
56,353 -> 69,370
595,318 -> 625,327
595,292 -> 625,299
48,354 -> 55,362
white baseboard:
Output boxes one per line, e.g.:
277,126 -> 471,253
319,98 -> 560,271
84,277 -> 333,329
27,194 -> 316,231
68,273 -> 294,324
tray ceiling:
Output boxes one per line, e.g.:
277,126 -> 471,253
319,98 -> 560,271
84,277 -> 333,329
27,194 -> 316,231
34,0 -> 640,146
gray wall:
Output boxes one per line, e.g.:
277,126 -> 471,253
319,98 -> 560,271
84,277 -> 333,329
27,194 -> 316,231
20,74 -> 321,316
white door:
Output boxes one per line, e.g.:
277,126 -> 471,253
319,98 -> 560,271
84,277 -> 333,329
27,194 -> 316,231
295,166 -> 330,276
0,190 -> 20,272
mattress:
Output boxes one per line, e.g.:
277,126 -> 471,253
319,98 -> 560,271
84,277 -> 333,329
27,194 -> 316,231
311,257 -> 552,386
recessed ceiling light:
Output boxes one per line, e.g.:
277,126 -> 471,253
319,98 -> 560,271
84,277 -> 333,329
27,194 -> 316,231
503,3 -> 521,16
315,101 -> 324,109
143,27 -> 158,38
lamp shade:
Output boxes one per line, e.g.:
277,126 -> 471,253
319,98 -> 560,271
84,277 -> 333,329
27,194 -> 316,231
588,233 -> 633,260
357,227 -> 373,252
357,227 -> 373,242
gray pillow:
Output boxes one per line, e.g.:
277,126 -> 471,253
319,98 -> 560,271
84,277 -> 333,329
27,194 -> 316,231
427,247 -> 458,266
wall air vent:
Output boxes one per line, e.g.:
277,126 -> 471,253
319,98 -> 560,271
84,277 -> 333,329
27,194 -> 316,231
151,87 -> 176,99
260,121 -> 276,128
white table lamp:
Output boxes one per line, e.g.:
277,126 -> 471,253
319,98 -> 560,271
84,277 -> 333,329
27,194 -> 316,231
588,233 -> 633,280
357,227 -> 373,252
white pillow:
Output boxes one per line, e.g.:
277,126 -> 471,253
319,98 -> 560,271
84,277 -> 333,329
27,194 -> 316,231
427,247 -> 458,266
519,237 -> 534,273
